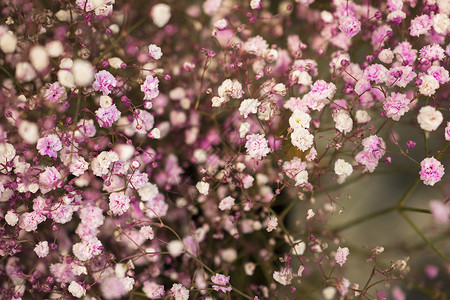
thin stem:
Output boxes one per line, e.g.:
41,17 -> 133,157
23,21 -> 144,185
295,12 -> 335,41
400,212 -> 450,263
332,206 -> 396,232
396,177 -> 420,207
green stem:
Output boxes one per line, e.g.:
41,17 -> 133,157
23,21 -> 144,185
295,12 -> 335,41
400,212 -> 450,263
332,206 -> 396,232
396,177 -> 420,207
0,65 -> 27,93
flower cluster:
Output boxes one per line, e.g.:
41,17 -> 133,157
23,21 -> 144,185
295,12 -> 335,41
0,0 -> 448,299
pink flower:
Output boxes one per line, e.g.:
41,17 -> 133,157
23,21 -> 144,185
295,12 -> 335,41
50,203 -> 74,224
19,211 -> 46,232
219,196 -> 235,211
141,75 -> 160,100
336,277 -> 351,296
445,122 -> 450,141
393,41 -> 417,65
354,79 -> 371,95
243,35 -> 268,57
339,16 -> 361,38
409,15 -> 432,37
95,104 -> 121,128
386,66 -> 417,88
245,133 -> 270,160
148,44 -> 163,60
361,135 -> 386,160
170,283 -> 189,300
364,64 -> 388,84
140,226 -> 155,240
371,25 -> 391,47
429,200 -> 450,224
109,192 -> 130,215
37,134 -> 62,158
309,79 -> 336,101
383,92 -> 411,121
419,157 -> 445,186
72,237 -> 102,261
39,166 -> 62,194
419,44 -> 445,62
143,281 -> 165,299
211,273 -> 232,293
335,247 -> 350,267
34,241 -> 49,258
427,66 -> 450,84
44,82 -> 67,103
92,70 -> 117,95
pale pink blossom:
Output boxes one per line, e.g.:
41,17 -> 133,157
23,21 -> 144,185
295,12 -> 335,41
109,192 -> 131,215
37,134 -> 62,158
420,157 -> 445,186
211,273 -> 232,293
34,241 -> 50,258
245,133 -> 270,160
335,247 -> 350,267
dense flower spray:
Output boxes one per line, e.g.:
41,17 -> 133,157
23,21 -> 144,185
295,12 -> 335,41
0,0 -> 448,299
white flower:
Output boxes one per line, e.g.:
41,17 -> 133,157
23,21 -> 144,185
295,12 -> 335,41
58,70 -> 75,88
289,110 -> 311,130
196,181 -> 209,195
121,277 -> 135,292
68,281 -> 86,298
273,267 -> 293,285
250,0 -> 261,9
432,13 -> 450,34
138,183 -> 159,202
219,196 -> 235,211
5,210 -> 19,226
419,75 -> 439,97
148,44 -> 163,60
333,110 -> 353,134
45,40 -> 64,57
291,241 -> 306,255
306,209 -> 315,220
171,283 -> 189,300
108,57 -> 124,69
291,128 -> 314,151
214,18 -> 227,30
239,98 -> 260,118
29,45 -> 49,72
71,59 -> 94,86
151,4 -> 171,28
211,96 -> 226,107
417,106 -> 443,132
18,121 -> 39,144
167,240 -> 184,257
0,31 -> 17,53
99,95 -> 113,108
266,216 -> 278,232
239,122 -> 251,138
378,48 -> 394,64
294,170 -> 308,186
355,110 -> 371,123
334,159 -> 353,177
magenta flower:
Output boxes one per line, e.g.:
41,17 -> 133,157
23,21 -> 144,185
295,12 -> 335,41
339,16 -> 361,39
95,104 -> 121,128
211,273 -> 232,293
141,75 -> 160,100
420,157 -> 445,186
36,134 -> 63,158
383,92 -> 411,121
92,70 -> 117,95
